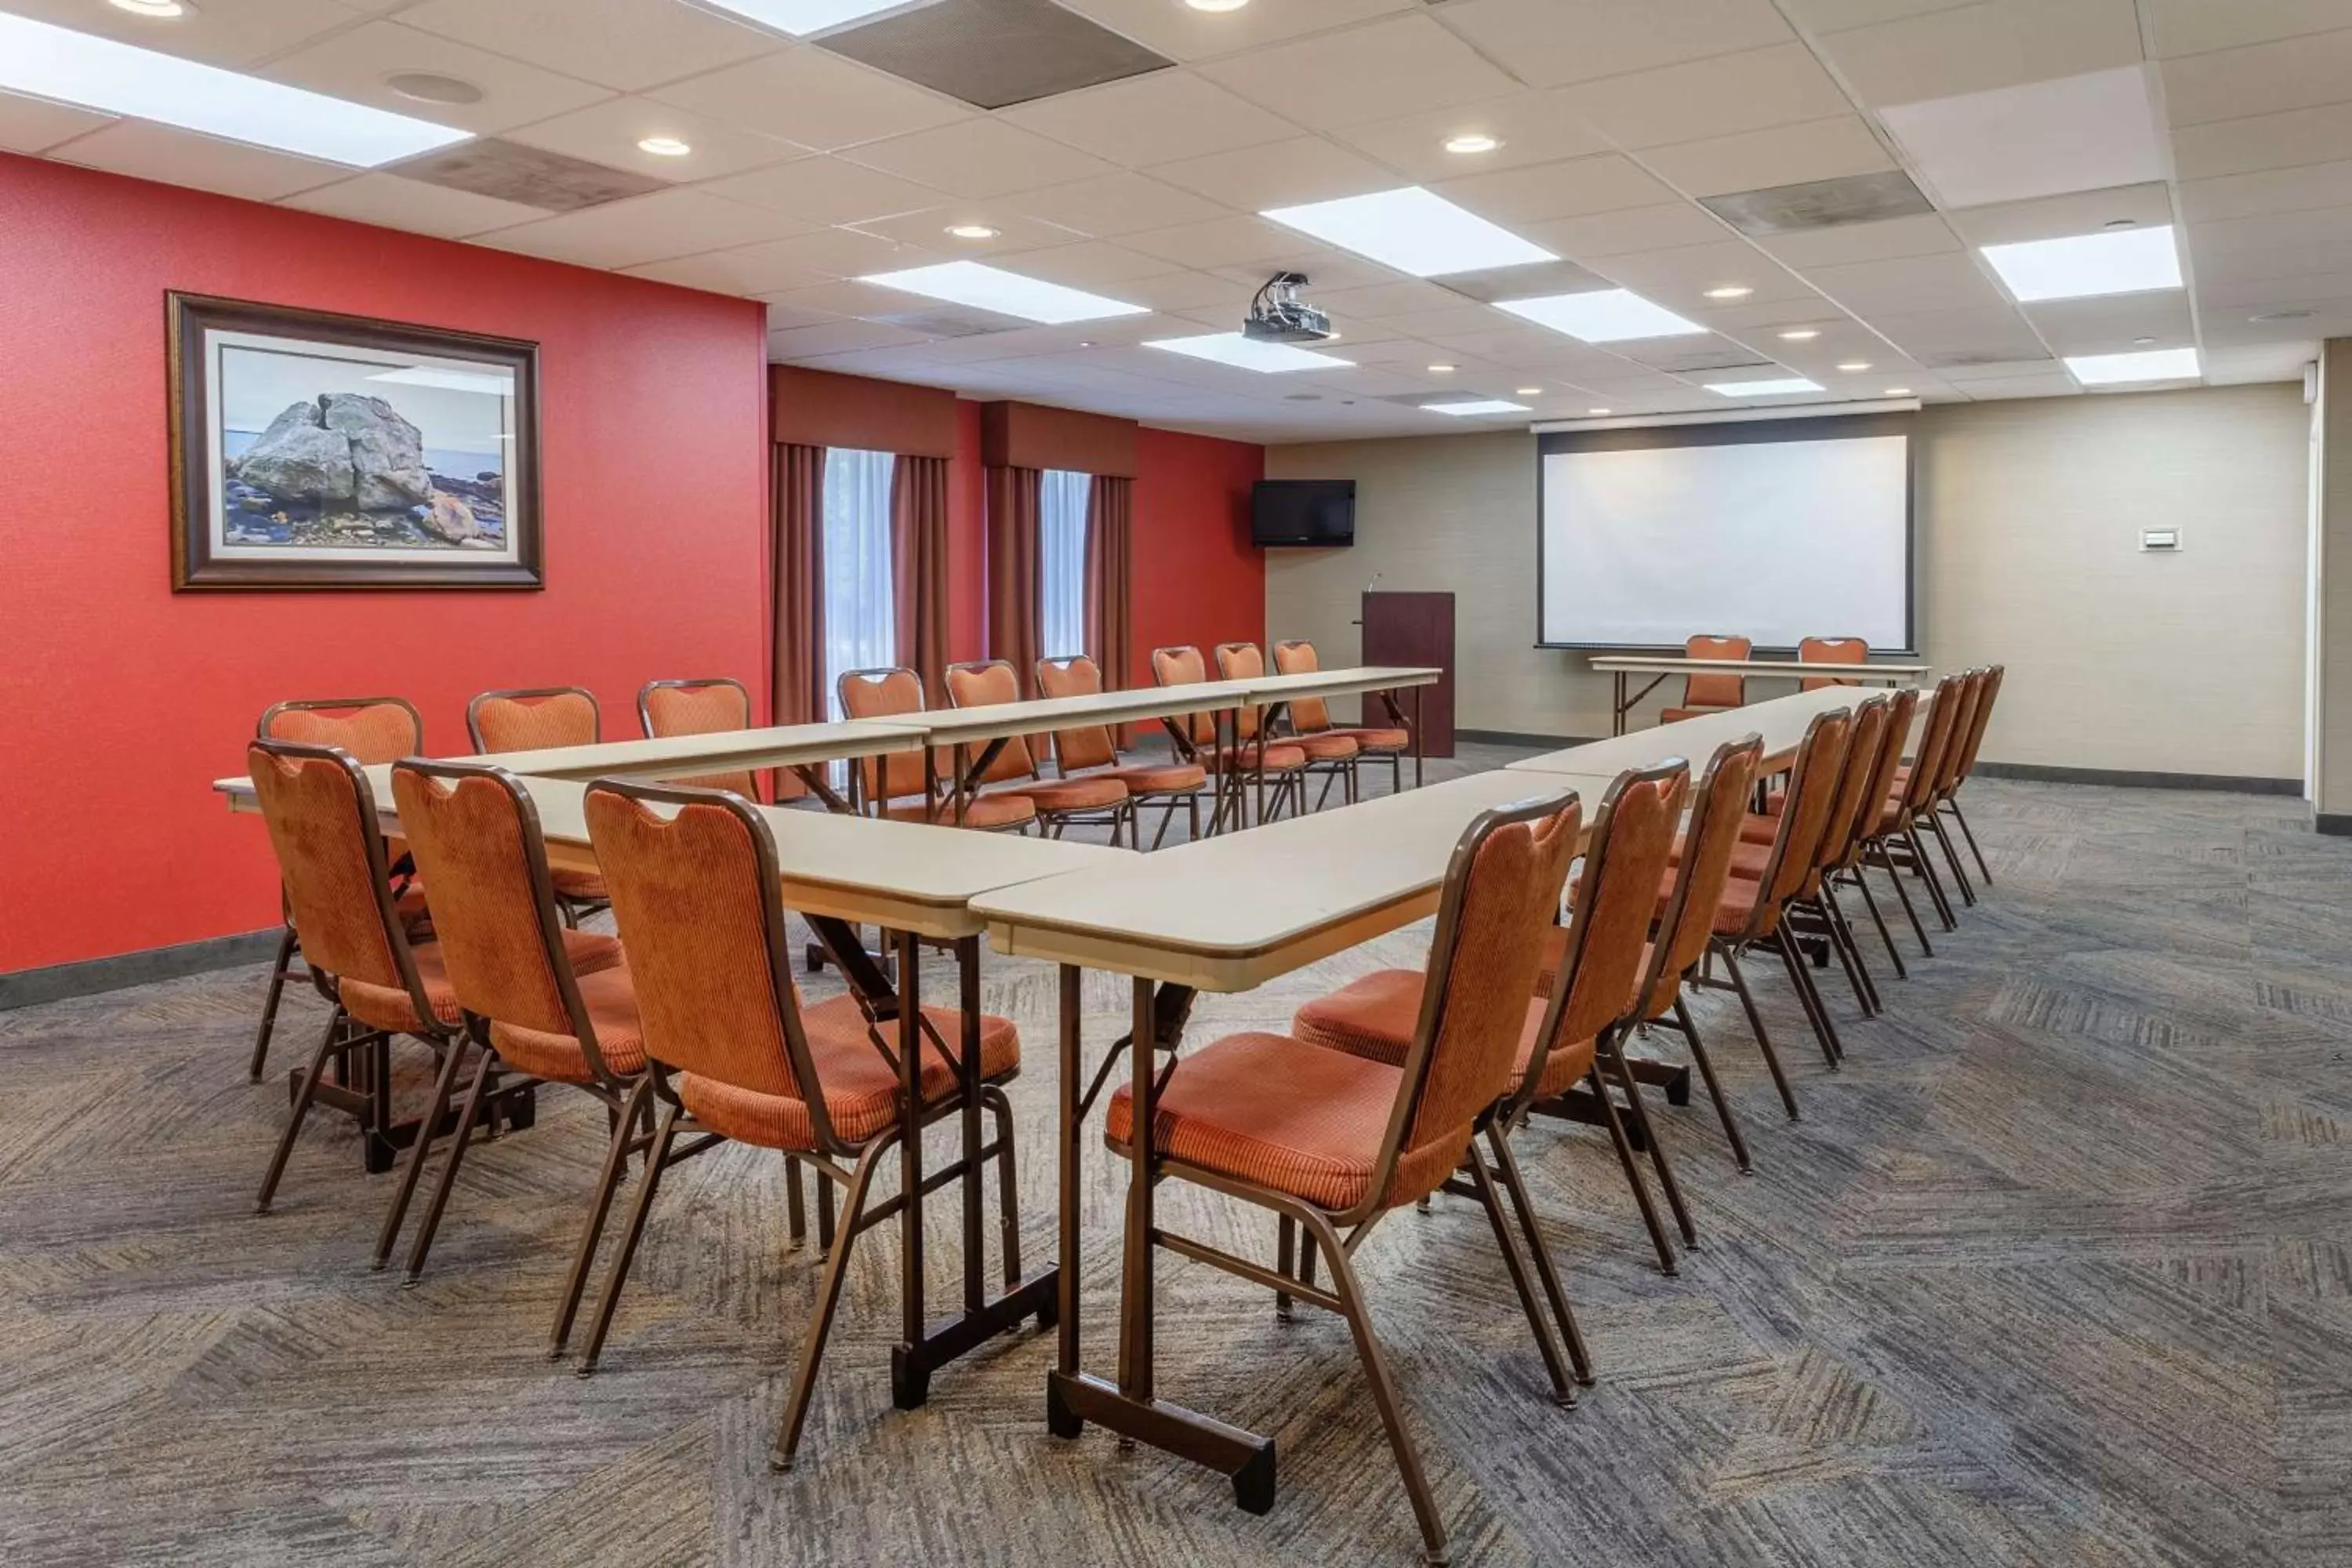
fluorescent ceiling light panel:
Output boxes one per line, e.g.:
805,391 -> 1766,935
1704,377 -> 1824,397
1496,289 -> 1705,343
1980,224 -> 2181,302
701,0 -> 938,38
1261,187 -> 1554,278
1144,334 -> 1351,372
1424,399 -> 1530,416
858,262 -> 1147,324
0,12 -> 470,166
2065,347 -> 2199,385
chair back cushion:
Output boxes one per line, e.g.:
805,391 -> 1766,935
248,743 -> 405,995
945,662 -> 1038,782
1933,670 -> 1985,797
1816,697 -> 1889,873
1214,642 -> 1269,740
1684,635 -> 1751,707
1797,636 -> 1869,691
390,764 -> 572,1035
1763,710 -> 1853,907
1038,656 -> 1118,771
1552,768 -> 1684,1047
1901,674 -> 1965,812
1852,687 -> 1916,857
1151,646 -> 1218,747
1653,740 -> 1764,990
641,681 -> 760,800
1955,665 -> 2002,778
586,789 -> 797,1099
838,667 -> 931,803
472,688 -> 597,753
260,699 -> 422,766
1272,641 -> 1332,731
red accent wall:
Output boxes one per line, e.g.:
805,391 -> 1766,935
0,154 -> 770,973
1129,426 -> 1267,691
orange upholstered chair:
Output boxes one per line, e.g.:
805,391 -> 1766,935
1914,667 -> 1988,906
467,687 -> 611,923
1869,672 -> 1968,941
1660,633 -> 1751,724
249,696 -> 424,1083
1105,790 -> 1582,1564
1936,663 -> 2001,885
1742,695 -> 1893,1025
1150,644 -> 1308,829
1798,636 -> 1869,690
945,659 -> 1131,841
245,742 -> 616,1214
1216,641 -> 1358,811
639,676 -> 802,802
575,778 -> 1032,1470
835,665 -> 1036,832
378,759 -> 642,1291
1036,655 -> 1208,849
1273,637 -> 1411,799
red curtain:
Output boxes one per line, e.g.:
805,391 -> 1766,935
986,464 -> 1044,697
768,443 -> 825,799
891,454 -> 950,703
1083,474 -> 1134,738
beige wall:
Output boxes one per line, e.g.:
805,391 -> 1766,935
1266,383 -> 2310,779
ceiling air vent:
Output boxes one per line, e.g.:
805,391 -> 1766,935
1918,349 -> 2056,370
1701,170 -> 1935,237
1621,344 -> 1774,374
821,0 -> 1173,111
389,140 -> 666,212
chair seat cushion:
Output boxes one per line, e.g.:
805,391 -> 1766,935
339,927 -> 617,1036
490,962 -> 647,1084
1661,705 -> 1741,724
1200,744 -> 1307,774
1007,775 -> 1127,813
1105,1031 -> 1400,1210
1100,761 -> 1206,795
1289,732 -> 1359,761
883,792 -> 1037,829
1324,727 -> 1410,752
553,866 -> 609,903
1290,970 -> 1593,1102
679,995 -> 1021,1150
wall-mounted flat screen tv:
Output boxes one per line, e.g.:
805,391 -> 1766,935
1252,479 -> 1355,547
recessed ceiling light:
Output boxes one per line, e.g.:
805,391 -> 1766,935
1836,361 -> 1872,372
1704,377 -> 1824,397
1497,289 -> 1706,343
1777,328 -> 1820,341
1885,387 -> 1913,397
1185,0 -> 1252,10
0,13 -> 470,165
2066,347 -> 2200,385
1428,363 -> 1456,373
2103,217 -> 2136,228
1703,285 -> 1752,299
1076,340 -> 1095,348
1444,132 -> 1501,154
637,136 -> 691,157
1424,399 -> 1532,416
859,262 -> 1148,325
384,71 -> 484,106
945,223 -> 1000,240
1261,186 -> 1555,278
1980,224 -> 2182,302
1145,333 -> 1351,372
701,1 -> 938,35
2132,335 -> 2156,345
1515,387 -> 1542,396
109,0 -> 188,16
1587,407 -> 1613,416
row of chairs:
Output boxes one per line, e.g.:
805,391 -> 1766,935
1665,632 -> 1869,721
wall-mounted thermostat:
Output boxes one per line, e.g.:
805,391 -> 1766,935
2141,528 -> 2181,551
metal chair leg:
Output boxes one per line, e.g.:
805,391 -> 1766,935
1464,1148 -> 1577,1404
786,1155 -> 808,1249
402,1045 -> 506,1283
771,1143 -> 888,1471
1928,812 -> 1976,906
1276,1215 -> 1298,1323
1813,891 -> 1878,1017
551,1077 -> 651,1359
1844,865 -> 1908,980
1601,1032 -> 1696,1247
1584,1061 -> 1677,1274
1673,996 -> 1751,1173
1771,927 -> 1843,1067
983,1083 -> 1023,1287
1904,825 -> 1958,930
1947,799 -> 1993,884
1719,946 -> 1801,1120
1870,840 -> 1935,956
1486,1123 -> 1595,1385
374,1033 -> 470,1269
577,1104 -> 682,1374
249,924 -> 298,1083
256,1008 -> 350,1214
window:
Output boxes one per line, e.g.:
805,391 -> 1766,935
1040,468 -> 1089,662
822,447 -> 896,720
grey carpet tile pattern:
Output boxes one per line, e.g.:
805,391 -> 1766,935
2,762 -> 2349,1566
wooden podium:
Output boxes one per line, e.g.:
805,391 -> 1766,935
1360,590 -> 1454,757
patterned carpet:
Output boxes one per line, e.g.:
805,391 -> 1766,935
2,755 -> 2347,1566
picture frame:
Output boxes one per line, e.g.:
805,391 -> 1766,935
168,292 -> 543,591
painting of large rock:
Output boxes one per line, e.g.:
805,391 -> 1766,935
233,400 -> 355,503
322,393 -> 434,510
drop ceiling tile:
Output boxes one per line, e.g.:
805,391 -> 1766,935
1817,0 -> 2143,106
1111,270 -> 1261,311
1642,116 -> 1896,199
985,241 -> 1184,289
1376,305 -> 1523,340
1010,172 -> 1230,238
397,0 -> 783,93
56,122 -> 347,203
1865,304 -> 2049,360
1308,280 -> 1488,318
701,156 -> 948,226
2187,231 -> 2352,286
2020,292 -> 2197,354
475,188 -> 811,269
999,70 -> 1299,169
2201,341 -> 2321,382
2145,0 -> 2352,60
1591,241 -> 1817,308
1555,44 -> 1853,150
1,0 -> 365,71
1221,249 -> 1399,293
2171,103 -> 2352,181
2180,160 -> 2352,224
1433,0 -> 1795,89
853,209 -> 1087,253
768,319 -> 934,358
1197,15 -> 1523,132
261,21 -> 613,136
1877,65 -> 2166,209
2197,269 -> 2352,311
1120,216 -> 1301,269
1942,182 -> 2173,245
1327,93 -> 1613,183
2161,27 -> 2352,127
1940,372 -> 2079,397
1151,137 -> 1395,212
0,92 -> 112,154
623,243 -> 834,296
1433,155 -> 1679,226
1759,212 -> 1962,268
646,47 -> 972,151
281,172 -> 555,238
2191,205 -> 2352,256
1521,202 -> 1735,260
844,119 -> 1117,199
764,278 -> 939,319
1802,252 -> 2009,314
1777,0 -> 1973,28
757,224 -> 948,278
504,96 -> 804,182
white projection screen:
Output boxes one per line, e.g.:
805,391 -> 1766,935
1537,415 -> 1914,651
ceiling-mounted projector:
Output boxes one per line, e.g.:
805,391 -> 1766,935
1242,272 -> 1333,345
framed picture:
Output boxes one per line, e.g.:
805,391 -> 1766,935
168,292 -> 542,591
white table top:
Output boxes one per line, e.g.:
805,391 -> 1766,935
921,665 -> 1440,746
463,719 -> 931,782
975,768 -> 1587,993
1588,655 -> 1927,678
1514,684 -> 1924,778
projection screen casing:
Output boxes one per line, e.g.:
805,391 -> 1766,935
1537,413 -> 1915,652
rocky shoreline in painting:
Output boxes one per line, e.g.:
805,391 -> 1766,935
224,393 -> 505,550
